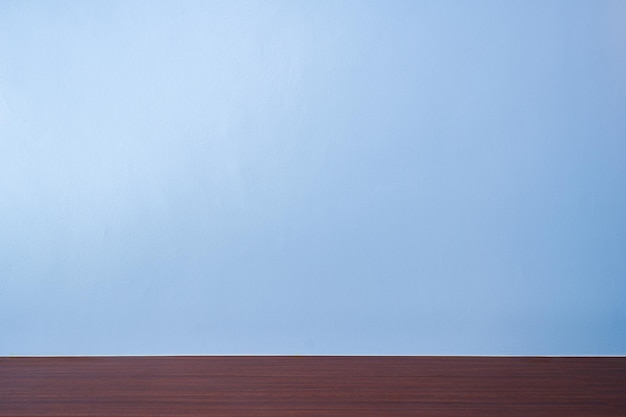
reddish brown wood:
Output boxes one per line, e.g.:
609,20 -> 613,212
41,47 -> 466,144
1,356 -> 625,416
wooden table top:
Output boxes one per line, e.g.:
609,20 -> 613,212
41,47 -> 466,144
1,356 -> 625,416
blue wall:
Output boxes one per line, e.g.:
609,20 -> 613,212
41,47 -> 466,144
1,0 -> 625,355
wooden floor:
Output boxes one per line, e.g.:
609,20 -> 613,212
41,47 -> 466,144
1,356 -> 625,416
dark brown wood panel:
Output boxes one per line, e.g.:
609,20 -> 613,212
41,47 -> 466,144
1,356 -> 625,416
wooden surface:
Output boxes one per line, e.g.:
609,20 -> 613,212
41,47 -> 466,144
1,356 -> 625,416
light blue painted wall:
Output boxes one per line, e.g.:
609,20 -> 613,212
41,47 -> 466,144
1,0 -> 625,355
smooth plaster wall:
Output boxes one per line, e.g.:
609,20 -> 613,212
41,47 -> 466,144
1,0 -> 625,355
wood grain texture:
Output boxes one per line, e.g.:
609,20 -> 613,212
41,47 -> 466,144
1,356 -> 625,416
